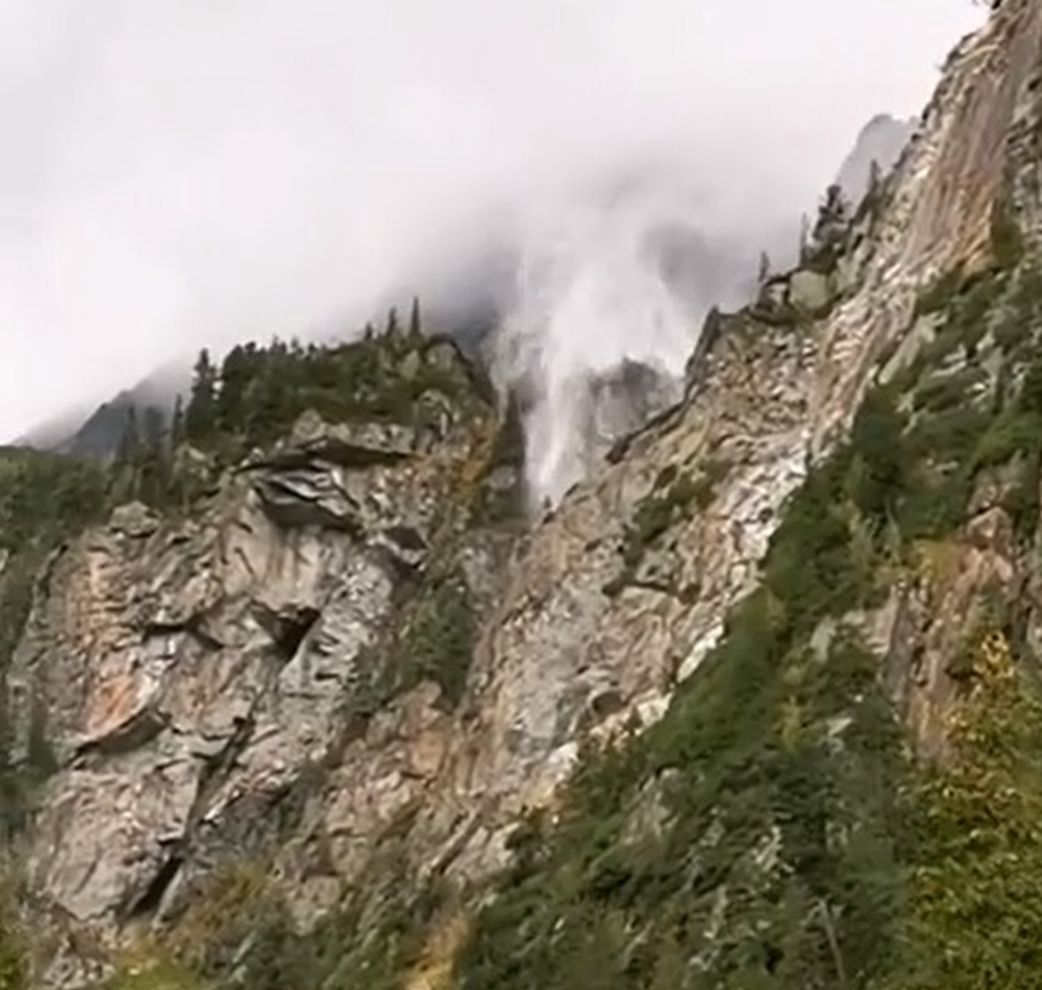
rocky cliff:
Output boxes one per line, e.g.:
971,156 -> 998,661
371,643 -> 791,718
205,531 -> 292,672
4,2 -> 1042,988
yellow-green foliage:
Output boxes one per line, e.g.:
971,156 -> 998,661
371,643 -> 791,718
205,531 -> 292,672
0,926 -> 26,990
101,961 -> 208,990
0,879 -> 27,990
98,862 -> 281,990
883,631 -> 1042,988
165,860 -> 273,973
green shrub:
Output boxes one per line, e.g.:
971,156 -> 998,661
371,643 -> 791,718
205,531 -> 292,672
628,473 -> 698,559
990,197 -> 1025,270
879,631 -> 1042,989
913,368 -> 984,413
101,962 -> 208,990
996,266 -> 1042,353
399,572 -> 476,709
973,411 -> 1038,468
766,459 -> 860,635
604,472 -> 699,596
0,922 -> 26,990
692,458 -> 730,509
914,267 -> 965,318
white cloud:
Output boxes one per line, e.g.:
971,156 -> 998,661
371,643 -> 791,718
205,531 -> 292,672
0,0 -> 984,440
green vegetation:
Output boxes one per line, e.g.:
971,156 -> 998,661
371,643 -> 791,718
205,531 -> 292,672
151,860 -> 452,990
101,962 -> 208,990
86,232 -> 1037,990
912,367 -> 984,413
234,881 -> 452,990
801,184 -> 850,275
880,629 -> 1042,989
603,470 -> 699,596
996,265 -> 1042,353
627,472 -> 698,563
914,266 -> 966,319
854,159 -> 889,226
990,196 -> 1025,270
0,926 -> 25,990
397,569 -> 477,709
182,319 -> 484,460
692,458 -> 731,510
0,448 -> 108,560
0,885 -> 27,990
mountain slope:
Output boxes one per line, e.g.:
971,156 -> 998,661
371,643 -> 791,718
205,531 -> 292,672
3,2 -> 1042,988
18,361 -> 191,461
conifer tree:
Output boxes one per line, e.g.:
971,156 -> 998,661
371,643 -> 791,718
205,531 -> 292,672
813,184 -> 849,243
170,395 -> 185,449
803,183 -> 850,273
217,345 -> 249,432
798,213 -> 811,265
138,407 -> 168,505
186,349 -> 217,442
386,306 -> 400,339
409,296 -> 422,338
867,159 -> 882,199
861,159 -> 884,220
116,405 -> 139,468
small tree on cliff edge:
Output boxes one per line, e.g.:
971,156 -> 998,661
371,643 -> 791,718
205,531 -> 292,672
409,296 -> 422,339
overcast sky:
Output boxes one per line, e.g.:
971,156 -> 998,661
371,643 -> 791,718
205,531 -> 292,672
0,0 -> 984,440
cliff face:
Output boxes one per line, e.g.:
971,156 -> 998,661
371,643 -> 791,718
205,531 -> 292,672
6,2 -> 1042,987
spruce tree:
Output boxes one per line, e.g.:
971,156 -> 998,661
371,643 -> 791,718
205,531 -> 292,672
217,345 -> 249,432
813,184 -> 849,243
186,349 -> 217,442
116,405 -> 140,469
409,296 -> 422,338
139,406 -> 168,504
170,395 -> 185,449
386,306 -> 401,343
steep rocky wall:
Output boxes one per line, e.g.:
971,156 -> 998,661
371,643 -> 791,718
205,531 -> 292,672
414,0 -> 1042,885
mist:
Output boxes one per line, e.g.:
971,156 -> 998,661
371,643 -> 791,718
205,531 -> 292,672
1,0 -> 984,467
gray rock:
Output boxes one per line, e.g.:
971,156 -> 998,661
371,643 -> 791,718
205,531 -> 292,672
788,269 -> 831,313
